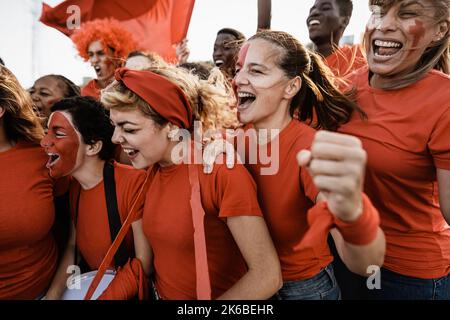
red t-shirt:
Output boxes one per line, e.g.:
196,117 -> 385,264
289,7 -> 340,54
142,161 -> 262,300
339,66 -> 450,279
325,44 -> 367,78
0,141 -> 59,299
81,79 -> 100,100
69,162 -> 147,270
237,120 -> 329,281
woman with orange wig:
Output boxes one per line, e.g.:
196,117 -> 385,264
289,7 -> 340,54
72,19 -> 137,99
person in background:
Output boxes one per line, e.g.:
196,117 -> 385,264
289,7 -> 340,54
213,28 -> 246,80
72,19 -> 137,99
29,75 -> 80,121
125,51 -> 167,71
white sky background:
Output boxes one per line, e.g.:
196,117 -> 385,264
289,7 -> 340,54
0,0 -> 371,88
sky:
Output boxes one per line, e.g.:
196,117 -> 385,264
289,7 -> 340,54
0,0 -> 372,88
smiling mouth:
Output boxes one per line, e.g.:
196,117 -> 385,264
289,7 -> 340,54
373,39 -> 403,57
237,92 -> 256,111
46,153 -> 60,168
215,59 -> 224,67
122,148 -> 139,159
308,19 -> 321,28
93,65 -> 101,75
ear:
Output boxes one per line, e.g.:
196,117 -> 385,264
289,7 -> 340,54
283,76 -> 302,100
86,140 -> 103,157
167,123 -> 181,141
0,106 -> 5,119
339,16 -> 350,30
433,21 -> 449,43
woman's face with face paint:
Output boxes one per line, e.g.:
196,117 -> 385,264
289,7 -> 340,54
234,39 -> 292,127
40,111 -> 84,178
365,0 -> 446,82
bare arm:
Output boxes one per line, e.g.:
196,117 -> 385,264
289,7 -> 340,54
257,0 -> 272,31
437,168 -> 450,225
217,216 -> 282,300
131,219 -> 153,276
45,222 -> 76,300
299,131 -> 386,276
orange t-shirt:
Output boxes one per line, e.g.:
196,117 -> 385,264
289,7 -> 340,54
69,162 -> 147,270
339,66 -> 450,279
237,120 -> 329,281
81,79 -> 101,100
0,141 -> 59,299
142,161 -> 262,300
325,44 -> 367,78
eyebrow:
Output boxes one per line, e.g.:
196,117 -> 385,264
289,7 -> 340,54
51,125 -> 67,131
115,121 -> 139,126
247,62 -> 268,69
400,1 -> 425,8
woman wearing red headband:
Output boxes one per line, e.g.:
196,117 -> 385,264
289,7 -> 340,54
101,66 -> 282,300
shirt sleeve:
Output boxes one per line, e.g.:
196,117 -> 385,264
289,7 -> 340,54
214,163 -> 263,219
429,106 -> 450,170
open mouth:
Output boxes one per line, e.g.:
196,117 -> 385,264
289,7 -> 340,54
93,65 -> 101,75
122,147 -> 139,159
215,59 -> 224,68
308,19 -> 321,28
237,92 -> 256,111
46,153 -> 60,168
373,39 -> 403,57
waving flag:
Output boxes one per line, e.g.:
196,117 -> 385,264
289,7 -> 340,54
40,0 -> 195,62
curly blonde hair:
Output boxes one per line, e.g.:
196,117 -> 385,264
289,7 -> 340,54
101,64 -> 239,133
72,18 -> 137,61
0,66 -> 44,143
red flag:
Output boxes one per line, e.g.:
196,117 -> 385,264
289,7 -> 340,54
40,0 -> 195,62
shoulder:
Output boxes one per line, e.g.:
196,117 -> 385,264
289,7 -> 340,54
113,161 -> 147,188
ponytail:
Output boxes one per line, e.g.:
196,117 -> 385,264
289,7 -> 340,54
293,50 -> 366,131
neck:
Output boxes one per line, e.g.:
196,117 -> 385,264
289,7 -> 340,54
0,125 -> 15,152
72,158 -> 106,190
96,76 -> 114,90
314,31 -> 343,58
253,102 -> 292,145
159,140 -> 181,168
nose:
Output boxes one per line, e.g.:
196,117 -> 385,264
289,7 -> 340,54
376,8 -> 398,33
111,127 -> 124,145
90,54 -> 100,65
234,67 -> 248,87
308,6 -> 320,19
40,134 -> 52,148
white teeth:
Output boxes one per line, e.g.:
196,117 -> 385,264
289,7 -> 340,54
374,40 -> 402,48
238,92 -> 255,98
215,60 -> 224,66
309,19 -> 320,26
123,148 -> 138,156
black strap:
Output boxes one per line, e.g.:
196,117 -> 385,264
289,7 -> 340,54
103,161 -> 129,268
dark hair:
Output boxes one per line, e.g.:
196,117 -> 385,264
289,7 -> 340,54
179,62 -> 213,80
41,75 -> 81,98
217,28 -> 246,41
249,30 -> 365,131
0,57 -> 4,66
51,96 -> 115,160
335,0 -> 353,18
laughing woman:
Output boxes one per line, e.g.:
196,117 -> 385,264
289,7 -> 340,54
101,65 -> 282,300
337,0 -> 450,299
233,30 -> 385,300
42,97 -> 151,300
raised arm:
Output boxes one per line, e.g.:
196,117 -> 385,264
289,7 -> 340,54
257,0 -> 272,31
298,131 -> 385,276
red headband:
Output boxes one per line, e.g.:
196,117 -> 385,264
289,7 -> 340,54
114,68 -> 193,129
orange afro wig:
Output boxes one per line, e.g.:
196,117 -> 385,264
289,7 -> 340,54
71,18 -> 137,61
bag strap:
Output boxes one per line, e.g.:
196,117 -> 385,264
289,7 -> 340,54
103,161 -> 129,268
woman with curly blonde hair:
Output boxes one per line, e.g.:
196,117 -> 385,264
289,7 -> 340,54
0,66 -> 66,299
100,65 -> 282,300
72,19 -> 137,99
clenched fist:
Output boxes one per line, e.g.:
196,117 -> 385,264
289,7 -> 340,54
297,131 -> 367,222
